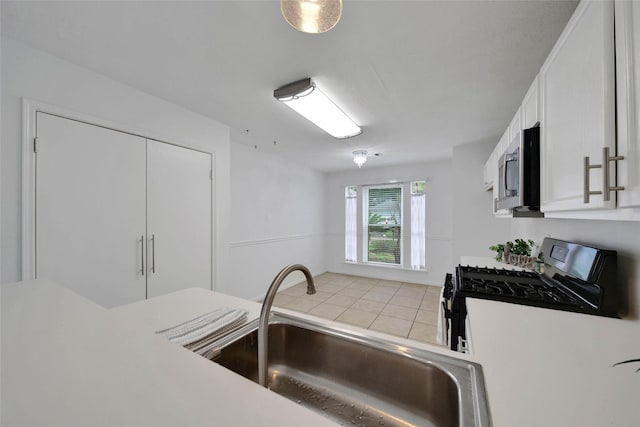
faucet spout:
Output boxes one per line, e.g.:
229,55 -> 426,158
258,264 -> 316,387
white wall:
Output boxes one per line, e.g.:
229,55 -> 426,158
325,161 -> 452,286
452,140 -> 511,262
1,38 -> 232,290
226,142 -> 326,300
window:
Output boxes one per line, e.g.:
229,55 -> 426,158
344,181 -> 426,270
365,186 -> 402,265
345,186 -> 357,263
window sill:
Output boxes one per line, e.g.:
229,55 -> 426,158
344,261 -> 427,273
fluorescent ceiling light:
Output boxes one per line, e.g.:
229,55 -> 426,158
274,78 -> 362,139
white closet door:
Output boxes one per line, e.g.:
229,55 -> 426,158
36,113 -> 147,307
146,140 -> 212,298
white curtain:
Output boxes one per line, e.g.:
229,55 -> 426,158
411,193 -> 426,269
345,195 -> 357,263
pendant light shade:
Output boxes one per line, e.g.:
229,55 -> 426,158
353,150 -> 367,168
281,0 -> 343,34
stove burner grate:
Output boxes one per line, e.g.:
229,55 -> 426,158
461,265 -> 539,279
457,266 -> 581,307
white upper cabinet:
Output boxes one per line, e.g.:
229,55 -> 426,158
508,106 -> 522,144
615,0 -> 640,210
521,76 -> 539,129
488,106 -> 522,218
483,152 -> 493,191
540,0 -> 616,214
484,84 -> 538,215
498,125 -> 511,155
483,0 -> 640,220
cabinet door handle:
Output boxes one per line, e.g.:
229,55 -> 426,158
151,234 -> 156,274
583,156 -> 602,203
584,148 -> 625,203
602,147 -> 625,202
140,235 -> 145,276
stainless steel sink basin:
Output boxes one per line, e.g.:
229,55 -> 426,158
206,312 -> 491,427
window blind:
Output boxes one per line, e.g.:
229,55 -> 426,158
366,186 -> 402,265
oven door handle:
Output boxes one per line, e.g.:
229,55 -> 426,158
439,300 -> 451,347
441,301 -> 451,319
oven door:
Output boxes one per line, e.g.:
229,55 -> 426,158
437,274 -> 452,347
440,272 -> 471,353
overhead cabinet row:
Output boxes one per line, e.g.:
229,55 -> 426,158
486,0 -> 640,220
484,75 -> 540,218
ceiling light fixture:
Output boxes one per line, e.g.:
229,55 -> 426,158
273,78 -> 362,139
280,0 -> 343,34
353,150 -> 367,168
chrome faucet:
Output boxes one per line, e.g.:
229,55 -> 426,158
258,264 -> 316,388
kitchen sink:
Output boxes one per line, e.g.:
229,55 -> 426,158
206,312 -> 491,427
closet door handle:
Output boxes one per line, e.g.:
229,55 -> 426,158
151,234 -> 156,274
140,235 -> 145,276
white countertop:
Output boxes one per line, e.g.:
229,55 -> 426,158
15,274 -> 631,427
110,286 -> 264,334
1,280 -> 335,427
466,297 -> 640,427
457,255 -> 640,426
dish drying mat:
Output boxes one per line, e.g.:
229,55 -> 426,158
156,307 -> 248,355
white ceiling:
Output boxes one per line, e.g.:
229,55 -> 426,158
1,0 -> 578,172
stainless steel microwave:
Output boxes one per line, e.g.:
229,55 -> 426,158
496,125 -> 542,216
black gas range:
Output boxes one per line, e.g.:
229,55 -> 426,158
442,238 -> 620,352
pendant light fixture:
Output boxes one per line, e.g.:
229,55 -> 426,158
274,78 -> 362,139
353,150 -> 367,168
280,0 -> 343,34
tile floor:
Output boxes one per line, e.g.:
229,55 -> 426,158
272,272 -> 443,346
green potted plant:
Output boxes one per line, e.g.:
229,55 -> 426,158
490,239 -> 536,263
510,238 -> 536,256
489,243 -> 506,262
